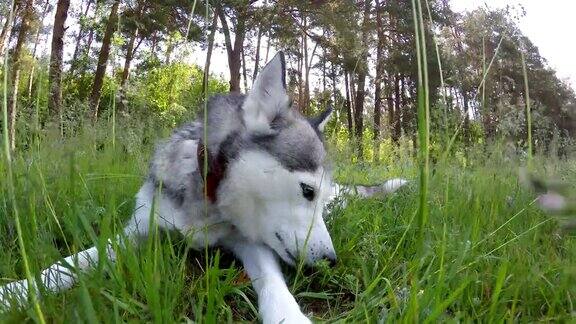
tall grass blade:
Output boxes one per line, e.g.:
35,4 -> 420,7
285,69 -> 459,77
185,0 -> 199,42
2,1 -> 46,322
425,280 -> 470,323
521,50 -> 532,166
482,36 -> 486,126
412,0 -> 430,249
488,262 -> 508,321
203,0 -> 210,215
424,0 -> 447,141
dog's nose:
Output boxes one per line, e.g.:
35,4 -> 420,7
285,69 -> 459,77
323,252 -> 337,267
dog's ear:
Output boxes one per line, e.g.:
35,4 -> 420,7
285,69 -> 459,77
309,106 -> 333,133
242,52 -> 290,135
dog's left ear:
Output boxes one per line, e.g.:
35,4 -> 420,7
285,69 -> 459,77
309,106 -> 333,133
242,52 -> 290,135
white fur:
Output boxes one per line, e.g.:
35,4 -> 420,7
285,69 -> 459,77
217,149 -> 335,265
225,242 -> 312,324
537,192 -> 567,211
327,178 -> 409,211
316,111 -> 332,132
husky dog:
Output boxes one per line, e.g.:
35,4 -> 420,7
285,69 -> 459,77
0,53 -> 406,323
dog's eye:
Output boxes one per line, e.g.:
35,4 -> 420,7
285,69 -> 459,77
300,183 -> 315,201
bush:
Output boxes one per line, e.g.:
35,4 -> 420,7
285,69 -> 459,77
125,63 -> 228,126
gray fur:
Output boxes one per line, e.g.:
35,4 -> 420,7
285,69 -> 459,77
150,91 -> 328,205
149,122 -> 204,206
199,93 -> 326,172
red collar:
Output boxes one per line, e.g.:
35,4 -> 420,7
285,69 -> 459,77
197,142 -> 226,203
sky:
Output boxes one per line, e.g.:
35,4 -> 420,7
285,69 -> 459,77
451,0 -> 576,88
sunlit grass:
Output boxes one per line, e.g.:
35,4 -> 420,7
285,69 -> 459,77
1,123 -> 575,322
1,0 -> 574,322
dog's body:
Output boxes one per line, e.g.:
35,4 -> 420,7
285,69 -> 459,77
0,53 -> 406,323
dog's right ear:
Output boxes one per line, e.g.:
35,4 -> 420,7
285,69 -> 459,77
242,52 -> 290,135
309,106 -> 333,133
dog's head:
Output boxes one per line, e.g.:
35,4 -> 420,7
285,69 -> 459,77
214,52 -> 336,267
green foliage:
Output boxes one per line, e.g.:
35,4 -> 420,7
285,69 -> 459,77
8,63 -> 227,135
125,63 -> 227,126
440,6 -> 576,149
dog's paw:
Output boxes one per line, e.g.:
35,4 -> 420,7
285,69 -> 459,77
262,308 -> 311,324
0,291 -> 8,310
259,289 -> 312,324
0,280 -> 30,310
381,178 -> 409,194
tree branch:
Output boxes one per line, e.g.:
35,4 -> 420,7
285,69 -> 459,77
217,5 -> 233,59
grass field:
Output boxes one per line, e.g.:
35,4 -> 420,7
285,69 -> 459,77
1,125 -> 575,323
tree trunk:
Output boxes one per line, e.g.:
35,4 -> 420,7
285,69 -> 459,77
0,2 -> 17,57
0,17 -> 10,56
28,0 -> 51,97
394,74 -> 402,140
119,27 -> 141,111
400,77 -> 410,135
331,61 -> 337,105
304,41 -> 318,114
354,72 -> 366,158
297,45 -> 303,111
388,94 -> 397,144
344,69 -> 353,139
165,40 -> 173,65
242,46 -> 249,92
69,0 -> 93,75
218,5 -> 247,93
350,73 -> 356,115
322,52 -> 326,93
120,27 -> 139,88
48,0 -> 71,131
264,32 -> 271,62
90,0 -> 119,122
462,89 -> 470,143
331,61 -> 339,133
302,15 -> 309,112
150,32 -> 158,57
7,0 -> 33,150
252,25 -> 262,81
399,77 -> 414,151
373,80 -> 382,162
373,0 -> 384,162
82,4 -> 97,71
353,0 -> 371,159
202,8 -> 219,95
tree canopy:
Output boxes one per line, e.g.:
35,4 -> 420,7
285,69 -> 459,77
0,0 -> 574,159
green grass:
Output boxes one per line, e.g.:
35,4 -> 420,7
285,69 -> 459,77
3,0 -> 46,321
1,126 -> 576,323
2,2 -> 570,321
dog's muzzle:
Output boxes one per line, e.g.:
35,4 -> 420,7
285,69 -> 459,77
274,231 -> 337,267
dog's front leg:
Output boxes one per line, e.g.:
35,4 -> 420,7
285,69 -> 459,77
0,239 -> 118,309
228,242 -> 311,324
0,182 -> 156,309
